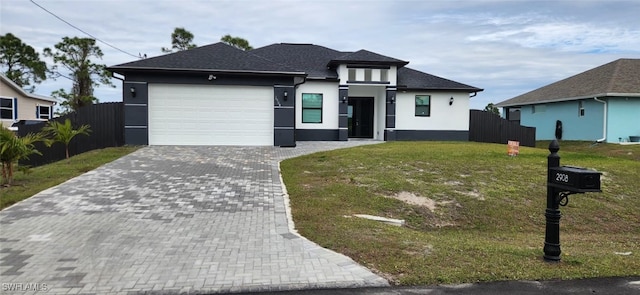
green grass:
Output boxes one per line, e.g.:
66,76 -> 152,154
0,146 -> 140,210
281,141 -> 640,285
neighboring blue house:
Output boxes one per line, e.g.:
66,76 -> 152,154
496,59 -> 640,143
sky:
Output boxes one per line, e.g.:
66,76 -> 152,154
2,0 -> 639,111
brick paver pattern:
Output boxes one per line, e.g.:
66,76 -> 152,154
0,141 -> 388,294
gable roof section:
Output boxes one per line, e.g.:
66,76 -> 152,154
109,42 -> 304,76
249,43 -> 344,79
0,74 -> 57,103
497,58 -> 640,107
327,49 -> 409,67
397,67 -> 483,92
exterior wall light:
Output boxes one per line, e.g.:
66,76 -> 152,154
388,96 -> 395,104
208,75 -> 216,80
130,87 -> 136,97
283,91 -> 288,101
341,96 -> 347,103
449,97 -> 454,105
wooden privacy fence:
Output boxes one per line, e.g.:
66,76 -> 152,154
469,110 -> 536,147
17,102 -> 124,167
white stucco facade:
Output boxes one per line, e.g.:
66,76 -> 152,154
295,81 -> 339,129
395,91 -> 470,131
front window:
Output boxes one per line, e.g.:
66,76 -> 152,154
364,69 -> 372,81
302,93 -> 323,123
380,69 -> 388,82
37,105 -> 51,119
415,95 -> 430,117
348,69 -> 356,81
1,97 -> 14,120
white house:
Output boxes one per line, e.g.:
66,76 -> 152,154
108,43 -> 482,146
1,74 -> 57,130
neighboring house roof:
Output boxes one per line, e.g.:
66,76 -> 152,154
397,67 -> 483,92
109,42 -> 305,75
0,73 -> 57,103
109,42 -> 482,93
497,58 -> 640,107
327,49 -> 409,67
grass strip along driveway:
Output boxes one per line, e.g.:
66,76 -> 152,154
281,141 -> 640,285
0,146 -> 139,210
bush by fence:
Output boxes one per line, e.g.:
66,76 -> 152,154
17,102 -> 124,167
469,110 -> 536,147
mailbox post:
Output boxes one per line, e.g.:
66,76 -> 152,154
543,139 -> 602,262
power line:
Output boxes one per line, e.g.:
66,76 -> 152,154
30,0 -> 140,59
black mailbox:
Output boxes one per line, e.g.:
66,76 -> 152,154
549,166 -> 602,193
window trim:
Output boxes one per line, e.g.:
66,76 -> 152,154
302,93 -> 323,123
578,101 -> 585,117
415,95 -> 431,117
37,105 -> 51,120
1,97 -> 16,120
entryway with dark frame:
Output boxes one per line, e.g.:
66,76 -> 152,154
347,97 -> 374,138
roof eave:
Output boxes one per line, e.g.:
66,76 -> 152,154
107,66 -> 307,77
327,60 -> 409,68
0,74 -> 57,103
397,86 -> 484,93
496,92 -> 640,107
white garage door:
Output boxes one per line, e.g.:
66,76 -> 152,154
148,84 -> 273,146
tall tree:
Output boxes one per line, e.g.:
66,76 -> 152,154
0,33 -> 48,92
220,34 -> 253,51
484,103 -> 500,116
162,27 -> 196,53
44,37 -> 113,114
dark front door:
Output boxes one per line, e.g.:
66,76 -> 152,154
348,97 -> 374,138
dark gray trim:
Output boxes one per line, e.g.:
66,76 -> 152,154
295,129 -> 339,141
125,128 -> 148,145
274,86 -> 296,146
386,88 -> 396,128
338,87 -> 349,129
123,82 -> 148,145
347,81 -> 391,85
393,130 -> 469,141
123,72 -> 296,87
338,128 -> 348,141
346,65 -> 391,69
384,130 -> 397,141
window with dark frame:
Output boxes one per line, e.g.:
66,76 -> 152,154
1,97 -> 14,120
302,93 -> 323,123
38,105 -> 51,119
415,95 -> 431,116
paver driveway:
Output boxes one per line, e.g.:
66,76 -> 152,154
0,142 -> 388,294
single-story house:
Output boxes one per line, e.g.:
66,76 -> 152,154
108,42 -> 482,146
496,58 -> 640,143
1,74 -> 57,130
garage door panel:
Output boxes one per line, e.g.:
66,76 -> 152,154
148,84 -> 274,146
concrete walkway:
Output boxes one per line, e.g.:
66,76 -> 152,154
0,141 -> 387,294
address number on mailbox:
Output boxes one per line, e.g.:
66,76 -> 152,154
549,166 -> 602,193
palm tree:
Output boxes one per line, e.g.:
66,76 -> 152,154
42,119 -> 91,159
0,127 -> 42,185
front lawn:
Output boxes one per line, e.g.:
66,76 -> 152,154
281,141 -> 640,285
0,146 -> 140,210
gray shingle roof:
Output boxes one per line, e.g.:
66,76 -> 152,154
109,42 -> 482,92
328,49 -> 409,67
249,43 -> 344,79
397,67 -> 483,92
496,58 -> 640,107
109,42 -> 303,75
